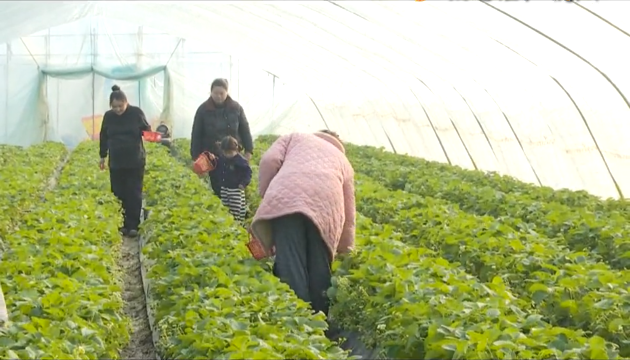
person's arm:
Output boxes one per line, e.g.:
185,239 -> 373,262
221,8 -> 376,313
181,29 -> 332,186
208,156 -> 221,173
239,157 -> 253,188
258,134 -> 291,198
190,106 -> 205,159
238,106 -> 254,155
337,170 -> 356,254
99,114 -> 109,159
137,108 -> 151,131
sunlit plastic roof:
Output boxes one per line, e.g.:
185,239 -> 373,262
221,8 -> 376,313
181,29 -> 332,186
0,1 -> 629,199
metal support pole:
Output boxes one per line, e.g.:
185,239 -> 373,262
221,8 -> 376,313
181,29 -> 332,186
237,59 -> 240,100
271,75 -> 276,121
46,28 -> 52,134
138,25 -> 144,108
91,23 -> 95,138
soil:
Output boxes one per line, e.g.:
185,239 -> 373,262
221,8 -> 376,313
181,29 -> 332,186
327,323 -> 379,359
44,153 -> 70,195
118,236 -> 157,360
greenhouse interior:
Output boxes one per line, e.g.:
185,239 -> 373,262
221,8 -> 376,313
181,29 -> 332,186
3,1 -> 630,359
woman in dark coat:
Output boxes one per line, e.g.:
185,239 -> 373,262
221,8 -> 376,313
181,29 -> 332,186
190,78 -> 254,196
99,85 -> 151,238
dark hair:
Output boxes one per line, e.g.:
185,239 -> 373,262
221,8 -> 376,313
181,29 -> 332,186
319,129 -> 340,139
211,78 -> 229,91
220,136 -> 239,152
109,84 -> 127,105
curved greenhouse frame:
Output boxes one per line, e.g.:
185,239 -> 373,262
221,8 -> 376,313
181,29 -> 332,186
0,1 -> 629,198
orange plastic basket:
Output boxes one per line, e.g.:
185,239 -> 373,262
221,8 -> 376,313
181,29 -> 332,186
247,230 -> 275,260
193,152 -> 217,175
142,131 -> 162,142
247,237 -> 269,260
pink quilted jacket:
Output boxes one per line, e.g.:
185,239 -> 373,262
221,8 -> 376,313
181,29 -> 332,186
250,132 -> 356,259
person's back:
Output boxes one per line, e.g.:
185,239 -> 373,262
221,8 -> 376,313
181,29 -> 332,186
254,132 -> 355,257
251,130 -> 356,318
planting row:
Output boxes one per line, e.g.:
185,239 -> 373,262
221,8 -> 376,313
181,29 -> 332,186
353,174 -> 630,356
169,136 -> 622,359
344,142 -> 630,216
0,142 -> 67,328
346,145 -> 630,269
0,141 -> 130,359
246,135 -> 625,358
0,142 -> 67,238
328,215 -> 617,359
176,132 -> 627,217
139,143 -> 349,359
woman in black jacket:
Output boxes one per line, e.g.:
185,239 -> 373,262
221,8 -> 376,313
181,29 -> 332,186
190,78 -> 254,197
99,85 -> 151,238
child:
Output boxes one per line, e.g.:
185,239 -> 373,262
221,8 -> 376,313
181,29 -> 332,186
212,136 -> 252,223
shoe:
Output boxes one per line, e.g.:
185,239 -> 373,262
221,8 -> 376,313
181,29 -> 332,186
119,227 -> 130,236
127,229 -> 139,238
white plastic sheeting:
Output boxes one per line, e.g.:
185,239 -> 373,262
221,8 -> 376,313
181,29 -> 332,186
0,1 -> 629,200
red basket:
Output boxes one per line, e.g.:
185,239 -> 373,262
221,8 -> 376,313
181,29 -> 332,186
142,131 -> 162,142
247,230 -> 275,260
193,152 -> 217,175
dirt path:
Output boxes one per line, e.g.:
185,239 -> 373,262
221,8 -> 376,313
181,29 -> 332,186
43,153 -> 71,196
118,236 -> 157,359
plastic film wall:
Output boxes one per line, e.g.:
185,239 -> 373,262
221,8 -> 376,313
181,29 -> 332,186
0,15 -> 282,147
0,1 -> 629,200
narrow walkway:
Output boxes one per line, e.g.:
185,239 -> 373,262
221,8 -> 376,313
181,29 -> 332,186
42,153 -> 70,200
118,236 -> 157,359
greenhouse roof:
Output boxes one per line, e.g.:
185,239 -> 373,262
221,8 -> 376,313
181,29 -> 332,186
1,1 -> 630,199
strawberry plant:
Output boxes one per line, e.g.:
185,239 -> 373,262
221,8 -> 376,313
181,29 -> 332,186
0,142 -> 68,328
345,143 -> 630,215
346,146 -> 630,269
153,135 -> 627,359
329,215 -> 619,359
0,141 -> 130,359
0,142 -> 67,239
353,174 -> 630,356
140,143 -> 350,359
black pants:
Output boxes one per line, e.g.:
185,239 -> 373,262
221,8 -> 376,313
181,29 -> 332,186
110,166 -> 145,230
272,213 -> 332,316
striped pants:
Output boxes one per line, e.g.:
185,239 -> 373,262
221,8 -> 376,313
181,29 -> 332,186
220,187 -> 247,222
